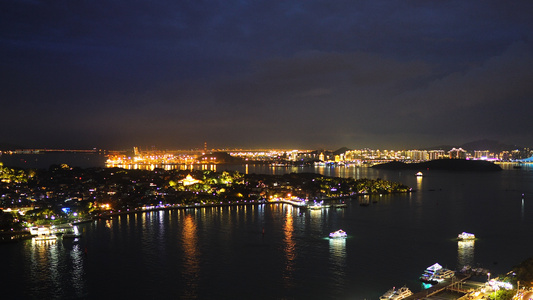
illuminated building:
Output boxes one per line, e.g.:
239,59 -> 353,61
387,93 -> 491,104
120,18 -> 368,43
179,175 -> 201,186
449,148 -> 467,159
427,150 -> 445,160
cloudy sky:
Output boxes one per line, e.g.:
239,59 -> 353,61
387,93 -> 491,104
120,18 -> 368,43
2,1 -> 532,150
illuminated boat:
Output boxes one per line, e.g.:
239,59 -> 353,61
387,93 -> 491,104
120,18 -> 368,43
419,263 -> 455,284
329,229 -> 347,239
34,234 -> 57,241
457,232 -> 475,240
433,268 -> 455,281
308,200 -> 329,209
63,226 -> 82,238
415,172 -> 423,177
32,227 -> 57,241
308,204 -> 323,210
380,286 -> 413,300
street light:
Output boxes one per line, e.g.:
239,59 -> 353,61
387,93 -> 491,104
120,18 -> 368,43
487,272 -> 491,281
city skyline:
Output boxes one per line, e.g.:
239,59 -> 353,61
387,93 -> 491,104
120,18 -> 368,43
2,1 -> 533,150
1,137 -> 530,153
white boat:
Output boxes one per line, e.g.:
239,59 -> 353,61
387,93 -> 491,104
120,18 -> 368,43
53,223 -> 82,238
419,263 -> 455,284
329,229 -> 347,239
380,286 -> 413,300
415,172 -> 423,177
391,286 -> 412,300
34,234 -> 57,241
63,226 -> 82,238
433,268 -> 455,281
308,200 -> 329,209
32,227 -> 57,241
458,232 -> 475,240
308,204 -> 323,210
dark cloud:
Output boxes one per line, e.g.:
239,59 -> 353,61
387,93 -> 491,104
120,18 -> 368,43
1,0 -> 532,149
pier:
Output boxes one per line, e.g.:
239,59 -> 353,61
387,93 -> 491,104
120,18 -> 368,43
268,197 -> 348,209
276,198 -> 308,207
405,275 -> 472,299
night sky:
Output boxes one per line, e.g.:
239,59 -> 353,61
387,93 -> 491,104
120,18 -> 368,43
2,1 -> 533,150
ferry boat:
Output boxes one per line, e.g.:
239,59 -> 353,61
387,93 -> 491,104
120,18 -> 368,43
457,232 -> 475,240
419,263 -> 455,284
380,286 -> 413,300
329,229 -> 347,239
34,233 -> 57,241
32,227 -> 57,241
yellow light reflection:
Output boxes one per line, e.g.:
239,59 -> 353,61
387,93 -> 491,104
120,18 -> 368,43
30,238 -> 61,292
457,240 -> 475,270
181,214 -> 200,299
416,175 -> 423,191
282,208 -> 296,288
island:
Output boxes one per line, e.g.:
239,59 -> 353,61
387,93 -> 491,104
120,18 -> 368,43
0,162 -> 410,241
372,159 -> 502,171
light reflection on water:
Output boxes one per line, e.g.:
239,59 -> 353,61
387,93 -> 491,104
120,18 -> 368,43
25,238 -> 87,298
416,175 -> 423,192
457,240 -> 475,270
181,214 -> 200,299
29,239 -> 58,294
329,238 -> 347,289
3,167 -> 532,299
282,207 -> 296,288
522,197 -> 525,220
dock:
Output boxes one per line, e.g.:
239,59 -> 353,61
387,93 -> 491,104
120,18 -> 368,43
405,274 -> 472,299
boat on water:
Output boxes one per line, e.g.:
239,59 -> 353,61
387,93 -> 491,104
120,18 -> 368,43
53,223 -> 82,238
416,171 -> 423,177
329,229 -> 347,239
419,263 -> 455,284
457,232 -> 475,240
34,234 -> 57,241
32,227 -> 57,241
379,286 -> 413,300
308,200 -> 329,209
63,226 -> 82,238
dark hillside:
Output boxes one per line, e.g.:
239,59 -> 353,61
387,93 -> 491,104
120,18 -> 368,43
373,159 -> 502,171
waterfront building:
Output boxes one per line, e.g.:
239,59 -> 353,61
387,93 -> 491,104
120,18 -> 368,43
406,150 -> 428,161
288,150 -> 299,161
474,150 -> 490,159
449,148 -> 467,159
500,151 -> 510,161
427,150 -> 445,160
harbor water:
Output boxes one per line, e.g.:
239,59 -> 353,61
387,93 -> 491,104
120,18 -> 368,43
1,157 -> 532,299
